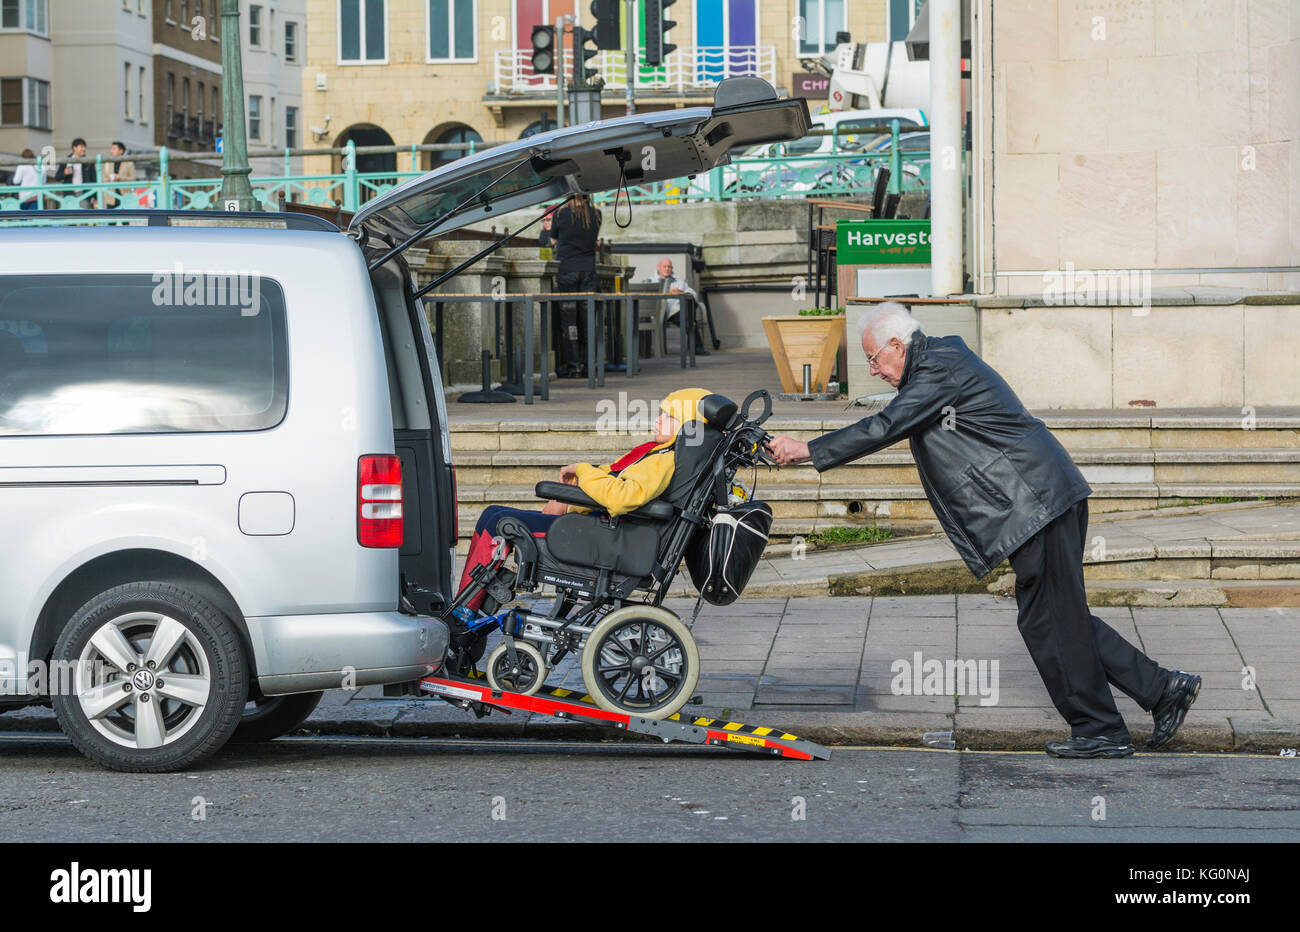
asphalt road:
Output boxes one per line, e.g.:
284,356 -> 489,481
1,733 -> 1297,842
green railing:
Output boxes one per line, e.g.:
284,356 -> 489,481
2,136 -> 931,214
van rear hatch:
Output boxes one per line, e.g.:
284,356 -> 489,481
349,77 -> 811,254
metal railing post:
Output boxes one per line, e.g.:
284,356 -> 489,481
343,138 -> 358,211
159,146 -> 170,207
888,118 -> 901,196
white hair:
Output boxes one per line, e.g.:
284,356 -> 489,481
857,301 -> 921,347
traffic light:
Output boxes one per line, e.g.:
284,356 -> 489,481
573,26 -> 600,87
589,0 -> 622,50
530,24 -> 555,74
645,0 -> 676,66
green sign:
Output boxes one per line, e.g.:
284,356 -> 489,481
836,219 -> 932,265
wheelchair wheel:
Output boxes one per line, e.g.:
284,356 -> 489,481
485,641 -> 548,696
580,606 -> 700,720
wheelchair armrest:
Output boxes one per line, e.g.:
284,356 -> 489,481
534,481 -> 676,521
535,480 -> 601,510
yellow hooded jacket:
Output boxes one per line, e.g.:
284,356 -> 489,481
569,388 -> 711,516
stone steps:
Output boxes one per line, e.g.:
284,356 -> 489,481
449,412 -> 1300,539
451,447 -> 1300,487
456,481 -> 1300,539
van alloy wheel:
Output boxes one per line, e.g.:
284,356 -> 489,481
52,582 -> 247,772
75,611 -> 212,750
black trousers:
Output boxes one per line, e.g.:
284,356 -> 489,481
1008,498 -> 1169,739
555,269 -> 598,370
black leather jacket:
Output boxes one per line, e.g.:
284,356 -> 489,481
808,330 -> 1091,578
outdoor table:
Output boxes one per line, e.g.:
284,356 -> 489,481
421,291 -> 696,401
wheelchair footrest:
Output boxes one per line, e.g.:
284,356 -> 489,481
418,672 -> 831,761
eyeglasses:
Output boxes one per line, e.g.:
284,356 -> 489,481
866,340 -> 894,369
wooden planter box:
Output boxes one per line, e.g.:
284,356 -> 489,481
762,315 -> 846,394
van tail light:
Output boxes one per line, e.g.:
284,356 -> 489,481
358,455 -> 403,548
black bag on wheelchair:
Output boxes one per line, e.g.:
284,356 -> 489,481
684,500 -> 773,605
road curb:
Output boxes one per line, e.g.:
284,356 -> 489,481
6,709 -> 1297,753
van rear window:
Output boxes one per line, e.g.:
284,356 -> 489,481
0,273 -> 288,436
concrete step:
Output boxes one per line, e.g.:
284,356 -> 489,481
456,482 -> 1300,539
449,411 -> 1300,457
451,447 -> 1300,487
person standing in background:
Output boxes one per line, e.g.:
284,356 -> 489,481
102,142 -> 137,210
548,194 -> 602,378
10,150 -> 44,210
58,138 -> 97,208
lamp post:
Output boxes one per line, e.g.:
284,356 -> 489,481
219,0 -> 256,211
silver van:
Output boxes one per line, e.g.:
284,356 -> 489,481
0,78 -> 809,771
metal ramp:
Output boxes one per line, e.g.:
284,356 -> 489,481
419,672 -> 831,761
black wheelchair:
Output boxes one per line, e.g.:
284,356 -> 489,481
440,390 -> 777,719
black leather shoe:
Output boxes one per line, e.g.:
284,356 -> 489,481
1044,733 -> 1135,758
1147,670 -> 1202,749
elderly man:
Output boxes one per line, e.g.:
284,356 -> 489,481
647,257 -> 708,356
767,302 -> 1201,758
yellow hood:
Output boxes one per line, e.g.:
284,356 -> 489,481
652,388 -> 712,450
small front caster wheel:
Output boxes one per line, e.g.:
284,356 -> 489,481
485,641 -> 548,696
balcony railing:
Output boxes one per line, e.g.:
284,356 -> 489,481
493,45 -> 775,94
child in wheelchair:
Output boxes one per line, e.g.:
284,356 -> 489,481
454,388 -> 713,613
442,388 -> 777,719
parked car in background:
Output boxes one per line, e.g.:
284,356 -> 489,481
686,107 -> 927,200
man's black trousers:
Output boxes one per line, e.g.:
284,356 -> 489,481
1008,498 -> 1170,738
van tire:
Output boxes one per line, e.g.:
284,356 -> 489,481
51,582 -> 248,773
232,692 -> 324,742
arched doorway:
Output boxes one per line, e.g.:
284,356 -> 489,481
335,124 -> 397,175
422,123 -> 483,170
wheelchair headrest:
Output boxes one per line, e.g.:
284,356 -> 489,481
697,393 -> 738,431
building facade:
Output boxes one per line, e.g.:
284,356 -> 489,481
240,0 -> 307,175
152,0 -> 224,179
299,0 -> 891,176
964,0 -> 1300,408
0,0 -> 52,160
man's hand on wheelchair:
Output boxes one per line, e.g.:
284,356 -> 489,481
767,435 -> 812,467
541,500 -> 569,516
558,463 -> 579,484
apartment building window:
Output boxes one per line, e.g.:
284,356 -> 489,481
269,9 -> 276,52
138,66 -> 146,123
30,77 -> 48,128
166,73 -> 175,132
249,5 -> 262,47
248,95 -> 261,140
197,80 -> 205,127
285,105 -> 298,148
124,63 -> 132,118
179,1 -> 187,25
797,0 -> 846,55
427,0 -> 474,62
284,21 -> 298,61
182,76 -> 191,139
0,80 -> 21,125
1,0 -> 48,34
165,0 -> 174,21
269,96 -> 275,143
211,86 -> 219,125
2,77 -> 51,129
210,0 -> 219,38
339,0 -> 386,63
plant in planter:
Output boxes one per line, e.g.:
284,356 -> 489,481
762,306 -> 846,397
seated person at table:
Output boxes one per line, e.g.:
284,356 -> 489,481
456,388 -> 710,612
